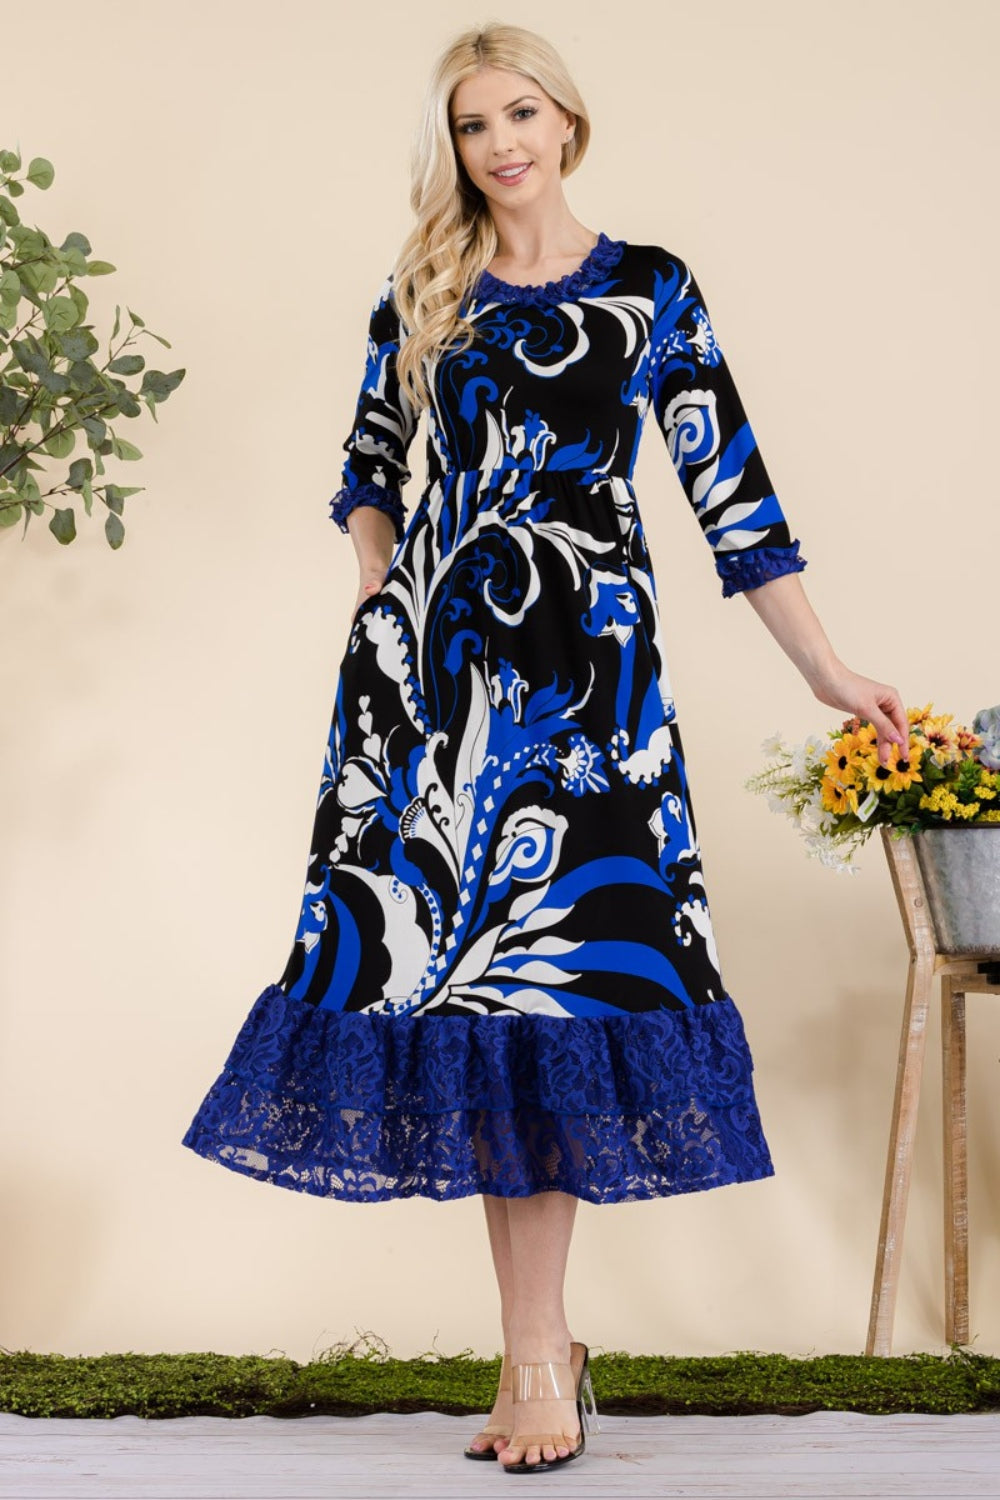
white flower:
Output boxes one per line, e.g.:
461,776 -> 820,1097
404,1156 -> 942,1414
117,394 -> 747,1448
760,730 -> 786,758
805,833 -> 859,874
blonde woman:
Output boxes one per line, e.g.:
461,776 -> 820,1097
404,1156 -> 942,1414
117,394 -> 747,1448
183,20 -> 908,1474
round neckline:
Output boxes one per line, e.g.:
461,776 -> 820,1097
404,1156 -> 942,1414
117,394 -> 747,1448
473,231 -> 626,306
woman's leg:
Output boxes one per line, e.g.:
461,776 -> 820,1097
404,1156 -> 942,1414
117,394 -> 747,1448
466,1194 -> 517,1454
498,1188 -> 580,1469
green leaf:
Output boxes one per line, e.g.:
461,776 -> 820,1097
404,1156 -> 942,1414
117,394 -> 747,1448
67,283 -> 89,321
110,435 -> 142,461
59,247 -> 89,278
0,148 -> 21,172
26,157 -> 54,189
0,499 -> 22,528
126,307 -> 145,328
105,511 -> 125,548
42,428 -> 75,458
56,327 -> 99,360
39,367 -> 72,396
85,260 -> 116,276
12,338 -> 50,377
0,267 -> 21,305
0,195 -> 20,227
42,295 -> 80,333
60,230 -> 91,255
67,456 -> 94,488
141,367 -> 185,399
0,440 -> 27,473
82,477 -> 93,516
109,354 -> 144,375
15,471 -> 41,502
48,506 -> 76,544
69,358 -> 102,390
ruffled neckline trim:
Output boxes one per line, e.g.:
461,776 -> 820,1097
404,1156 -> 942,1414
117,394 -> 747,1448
472,231 -> 626,307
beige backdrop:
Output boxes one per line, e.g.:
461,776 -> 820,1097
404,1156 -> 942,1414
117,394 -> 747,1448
2,0 -> 998,1363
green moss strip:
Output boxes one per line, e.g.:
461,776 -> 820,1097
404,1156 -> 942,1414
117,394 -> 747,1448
2,1335 -> 998,1420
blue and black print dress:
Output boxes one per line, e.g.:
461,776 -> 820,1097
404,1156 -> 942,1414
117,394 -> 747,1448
182,233 -> 807,1205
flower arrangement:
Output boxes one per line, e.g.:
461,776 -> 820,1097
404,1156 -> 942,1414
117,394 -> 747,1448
745,703 -> 1000,874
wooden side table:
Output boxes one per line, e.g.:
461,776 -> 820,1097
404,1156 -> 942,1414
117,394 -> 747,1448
866,824 -> 1000,1356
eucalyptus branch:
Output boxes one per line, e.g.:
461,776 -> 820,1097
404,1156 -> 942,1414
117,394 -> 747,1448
0,145 -> 185,548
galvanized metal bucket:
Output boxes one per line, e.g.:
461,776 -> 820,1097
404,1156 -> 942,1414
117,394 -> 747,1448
911,827 -> 1000,953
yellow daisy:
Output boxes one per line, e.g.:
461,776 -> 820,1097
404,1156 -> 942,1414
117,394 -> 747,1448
916,712 -> 961,766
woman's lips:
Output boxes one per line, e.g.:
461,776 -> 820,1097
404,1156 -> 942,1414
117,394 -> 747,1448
490,162 -> 532,186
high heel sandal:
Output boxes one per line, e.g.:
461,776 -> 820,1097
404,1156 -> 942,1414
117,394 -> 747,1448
463,1350 -> 513,1460
499,1339 -> 600,1475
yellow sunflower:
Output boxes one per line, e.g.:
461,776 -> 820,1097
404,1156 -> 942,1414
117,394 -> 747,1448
821,774 -> 860,815
824,731 -> 868,787
862,736 -> 924,793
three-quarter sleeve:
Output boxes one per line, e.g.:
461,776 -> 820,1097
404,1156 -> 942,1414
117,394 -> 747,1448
649,250 -> 807,598
329,271 -> 419,542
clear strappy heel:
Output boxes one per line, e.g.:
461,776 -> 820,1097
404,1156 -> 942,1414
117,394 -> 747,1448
500,1339 -> 599,1474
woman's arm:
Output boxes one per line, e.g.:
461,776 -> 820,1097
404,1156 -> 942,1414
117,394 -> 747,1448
740,570 -> 908,763
329,270 -> 418,617
346,505 -> 397,615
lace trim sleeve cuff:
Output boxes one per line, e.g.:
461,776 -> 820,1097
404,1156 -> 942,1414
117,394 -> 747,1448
715,541 -> 808,599
330,483 -> 406,541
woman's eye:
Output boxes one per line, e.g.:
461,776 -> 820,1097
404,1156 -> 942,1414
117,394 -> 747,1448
456,107 -> 537,135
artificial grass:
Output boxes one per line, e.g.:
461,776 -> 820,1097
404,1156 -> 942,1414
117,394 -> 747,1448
2,1334 -> 999,1420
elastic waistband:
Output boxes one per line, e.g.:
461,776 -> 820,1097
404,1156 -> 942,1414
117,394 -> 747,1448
428,467 -> 635,492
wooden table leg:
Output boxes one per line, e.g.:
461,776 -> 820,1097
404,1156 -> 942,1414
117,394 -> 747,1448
942,974 -> 969,1345
865,951 -> 935,1356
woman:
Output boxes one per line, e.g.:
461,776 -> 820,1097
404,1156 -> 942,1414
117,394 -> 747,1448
182,21 -> 909,1474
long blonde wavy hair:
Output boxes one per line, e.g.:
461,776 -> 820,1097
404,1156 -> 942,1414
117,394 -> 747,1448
391,22 -> 591,412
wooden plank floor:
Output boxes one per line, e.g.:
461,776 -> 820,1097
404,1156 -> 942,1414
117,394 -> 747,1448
2,1409 -> 998,1498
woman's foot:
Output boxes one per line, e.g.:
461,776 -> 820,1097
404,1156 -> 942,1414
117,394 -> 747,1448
497,1330 -> 583,1469
465,1351 -> 513,1457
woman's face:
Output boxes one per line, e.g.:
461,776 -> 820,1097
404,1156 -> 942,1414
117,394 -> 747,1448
449,65 -> 573,210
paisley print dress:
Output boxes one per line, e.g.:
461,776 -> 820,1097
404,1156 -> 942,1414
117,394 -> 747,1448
181,233 -> 808,1204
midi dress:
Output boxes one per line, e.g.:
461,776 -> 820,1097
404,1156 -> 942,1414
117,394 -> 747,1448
181,233 -> 807,1205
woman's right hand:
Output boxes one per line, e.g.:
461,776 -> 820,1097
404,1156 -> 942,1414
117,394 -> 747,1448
353,565 -> 389,618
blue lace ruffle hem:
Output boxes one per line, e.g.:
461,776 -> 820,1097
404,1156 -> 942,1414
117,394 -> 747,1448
180,983 -> 774,1204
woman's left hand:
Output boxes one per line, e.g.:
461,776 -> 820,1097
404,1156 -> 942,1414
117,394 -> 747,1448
810,665 -> 910,764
